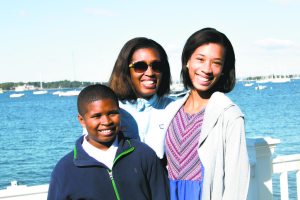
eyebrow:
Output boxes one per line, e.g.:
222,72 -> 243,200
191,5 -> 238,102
109,110 -> 120,114
89,109 -> 119,116
197,54 -> 223,60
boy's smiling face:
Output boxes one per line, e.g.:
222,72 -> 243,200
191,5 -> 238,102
78,98 -> 120,150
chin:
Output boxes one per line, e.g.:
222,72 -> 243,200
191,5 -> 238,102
142,89 -> 157,96
102,133 -> 117,140
142,94 -> 155,99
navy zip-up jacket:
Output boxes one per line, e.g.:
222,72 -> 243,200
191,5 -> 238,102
48,133 -> 169,200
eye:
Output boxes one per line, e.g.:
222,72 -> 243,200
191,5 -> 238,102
108,110 -> 120,116
91,114 -> 102,118
197,57 -> 205,63
213,61 -> 222,66
150,61 -> 163,72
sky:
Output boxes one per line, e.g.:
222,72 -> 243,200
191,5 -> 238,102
1,0 -> 300,83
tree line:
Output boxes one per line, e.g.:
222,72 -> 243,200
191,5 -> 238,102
0,80 -> 108,91
242,74 -> 300,81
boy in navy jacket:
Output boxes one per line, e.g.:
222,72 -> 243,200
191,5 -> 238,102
48,84 -> 169,200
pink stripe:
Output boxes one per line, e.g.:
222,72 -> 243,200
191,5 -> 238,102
166,106 -> 205,180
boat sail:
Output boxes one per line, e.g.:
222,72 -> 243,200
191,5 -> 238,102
33,79 -> 48,95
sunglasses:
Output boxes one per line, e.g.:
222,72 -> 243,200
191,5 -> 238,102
129,60 -> 163,73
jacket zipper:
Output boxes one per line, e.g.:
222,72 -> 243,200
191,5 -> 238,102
108,170 -> 121,200
107,142 -> 135,200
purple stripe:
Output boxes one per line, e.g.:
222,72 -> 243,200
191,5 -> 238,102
166,106 -> 205,180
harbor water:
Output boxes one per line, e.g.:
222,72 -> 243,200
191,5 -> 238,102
0,80 -> 300,199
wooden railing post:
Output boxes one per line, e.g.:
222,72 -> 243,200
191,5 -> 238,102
247,137 -> 280,200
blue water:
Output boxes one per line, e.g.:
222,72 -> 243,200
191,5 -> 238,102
230,80 -> 300,156
0,81 -> 299,199
230,80 -> 300,200
0,90 -> 81,188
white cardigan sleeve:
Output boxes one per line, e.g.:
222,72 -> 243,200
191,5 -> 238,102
223,114 -> 250,200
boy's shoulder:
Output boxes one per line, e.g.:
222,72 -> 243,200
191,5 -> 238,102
53,150 -> 74,169
120,135 -> 157,157
53,136 -> 84,171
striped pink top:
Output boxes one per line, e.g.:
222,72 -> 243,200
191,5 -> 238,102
165,106 -> 205,180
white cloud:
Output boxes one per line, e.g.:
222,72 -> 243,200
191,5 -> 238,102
83,7 -> 116,17
254,38 -> 294,49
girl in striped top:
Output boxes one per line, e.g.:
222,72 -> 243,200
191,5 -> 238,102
164,28 -> 250,200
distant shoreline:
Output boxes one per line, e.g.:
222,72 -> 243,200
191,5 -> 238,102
0,81 -> 106,91
1,73 -> 300,91
238,73 -> 300,81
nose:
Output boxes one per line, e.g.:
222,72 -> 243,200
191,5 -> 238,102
201,61 -> 213,73
144,65 -> 155,76
100,115 -> 112,125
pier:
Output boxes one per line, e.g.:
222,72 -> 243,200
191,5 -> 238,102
0,137 -> 299,199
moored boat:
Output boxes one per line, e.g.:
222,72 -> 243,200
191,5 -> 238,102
9,93 -> 25,98
255,85 -> 267,90
33,90 -> 48,95
58,90 -> 80,96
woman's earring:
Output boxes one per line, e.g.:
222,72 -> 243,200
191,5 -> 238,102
186,64 -> 189,68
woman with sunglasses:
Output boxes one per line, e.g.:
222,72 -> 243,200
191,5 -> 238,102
163,28 -> 250,199
108,37 -> 173,159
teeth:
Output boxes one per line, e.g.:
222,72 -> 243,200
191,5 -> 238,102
196,74 -> 210,82
198,77 -> 209,82
99,130 -> 111,133
143,80 -> 155,84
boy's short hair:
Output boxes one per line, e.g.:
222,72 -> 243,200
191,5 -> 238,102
77,84 -> 119,116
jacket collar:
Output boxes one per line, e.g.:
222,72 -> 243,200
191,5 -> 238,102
73,132 -> 135,167
199,92 -> 237,145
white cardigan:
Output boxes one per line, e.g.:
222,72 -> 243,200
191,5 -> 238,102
162,91 -> 250,200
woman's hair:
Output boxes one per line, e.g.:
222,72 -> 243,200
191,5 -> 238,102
181,28 -> 236,93
108,37 -> 171,100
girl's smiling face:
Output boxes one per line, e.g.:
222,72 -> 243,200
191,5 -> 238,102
187,43 -> 224,92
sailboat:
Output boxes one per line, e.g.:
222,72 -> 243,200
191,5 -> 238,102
57,52 -> 81,97
58,90 -> 80,96
255,84 -> 267,90
33,90 -> 48,95
10,93 -> 25,98
33,81 -> 48,95
244,82 -> 254,87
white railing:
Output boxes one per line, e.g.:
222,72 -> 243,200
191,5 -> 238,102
0,137 -> 299,200
0,181 -> 48,199
273,154 -> 300,200
247,137 -> 300,200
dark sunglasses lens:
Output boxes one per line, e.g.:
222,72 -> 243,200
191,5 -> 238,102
133,62 -> 148,72
151,61 -> 162,72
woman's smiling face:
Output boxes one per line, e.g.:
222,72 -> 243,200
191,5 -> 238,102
187,43 -> 224,92
129,48 -> 162,99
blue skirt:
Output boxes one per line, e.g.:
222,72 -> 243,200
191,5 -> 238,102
169,179 -> 203,200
